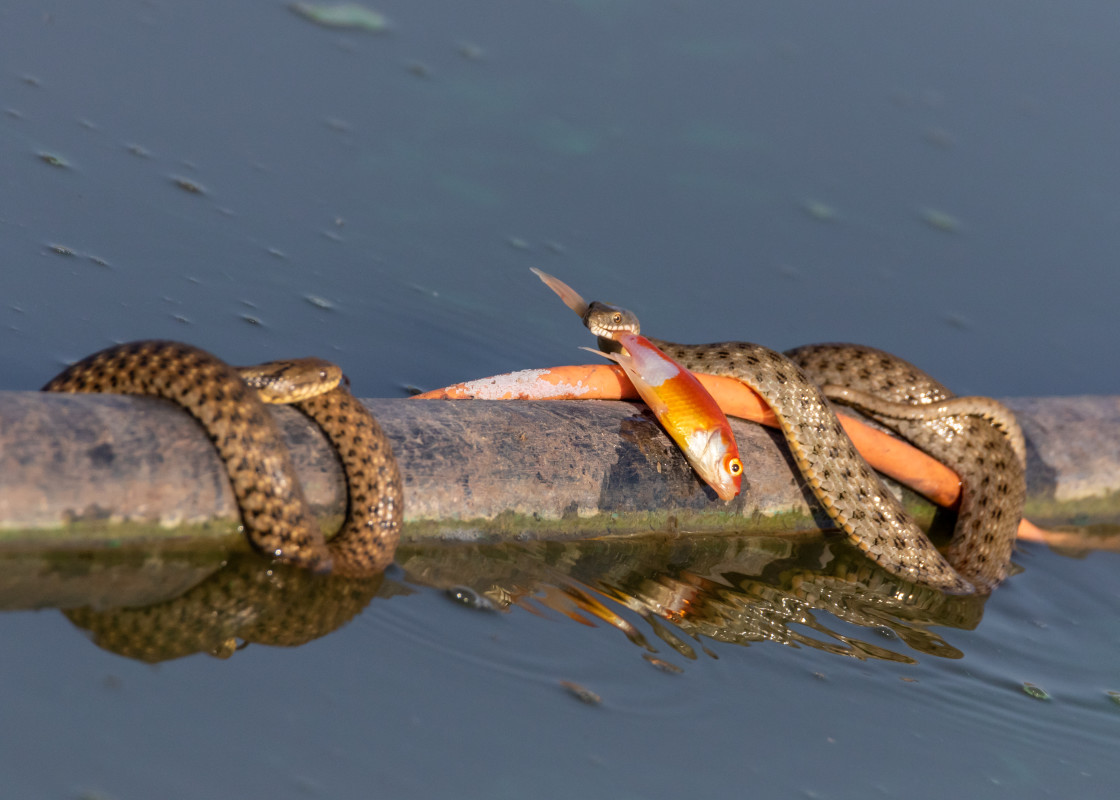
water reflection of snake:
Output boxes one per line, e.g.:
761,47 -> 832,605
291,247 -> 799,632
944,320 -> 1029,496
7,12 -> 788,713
43,340 -> 402,577
64,554 -> 388,662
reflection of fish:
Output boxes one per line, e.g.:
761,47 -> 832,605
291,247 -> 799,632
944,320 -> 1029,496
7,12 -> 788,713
530,268 -> 742,501
584,332 -> 742,501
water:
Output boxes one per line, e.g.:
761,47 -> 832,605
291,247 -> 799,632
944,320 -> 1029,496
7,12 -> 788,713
1,1 -> 1118,797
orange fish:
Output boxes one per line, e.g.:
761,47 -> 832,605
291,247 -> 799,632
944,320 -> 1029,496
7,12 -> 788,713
584,332 -> 742,500
532,268 -> 742,501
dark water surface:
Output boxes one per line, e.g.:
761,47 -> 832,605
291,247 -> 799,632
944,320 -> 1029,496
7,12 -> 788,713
2,2 -> 1119,798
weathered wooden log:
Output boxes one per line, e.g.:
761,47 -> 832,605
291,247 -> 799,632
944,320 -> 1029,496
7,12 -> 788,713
0,391 -> 1117,555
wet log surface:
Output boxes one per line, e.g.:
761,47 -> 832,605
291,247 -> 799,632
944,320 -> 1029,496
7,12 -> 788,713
0,391 -> 1117,553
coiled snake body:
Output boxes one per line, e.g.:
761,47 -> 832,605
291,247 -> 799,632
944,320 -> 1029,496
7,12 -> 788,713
43,340 -> 402,577
650,338 -> 1025,594
786,343 -> 1025,592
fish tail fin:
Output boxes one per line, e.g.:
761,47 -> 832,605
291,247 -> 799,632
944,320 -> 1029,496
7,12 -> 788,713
532,268 -> 590,317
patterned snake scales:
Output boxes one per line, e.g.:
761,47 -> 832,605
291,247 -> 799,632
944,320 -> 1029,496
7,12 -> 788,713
580,300 -> 1026,595
43,341 -> 402,577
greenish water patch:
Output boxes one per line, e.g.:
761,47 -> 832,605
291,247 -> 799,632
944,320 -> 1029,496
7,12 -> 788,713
681,120 -> 764,154
401,506 -> 825,545
404,481 -> 940,544
434,172 -> 503,210
0,518 -> 243,550
1025,490 -> 1120,527
0,482 -> 945,555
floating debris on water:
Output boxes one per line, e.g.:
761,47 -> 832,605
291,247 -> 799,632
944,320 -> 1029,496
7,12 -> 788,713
445,585 -> 497,612
801,199 -> 838,222
506,236 -> 532,251
289,3 -> 390,34
559,680 -> 602,706
37,151 -> 70,168
920,207 -> 961,233
1021,682 -> 1050,701
126,143 -> 150,158
44,242 -> 112,267
304,294 -> 335,310
643,655 -> 683,674
458,42 -> 485,61
874,626 -> 899,640
171,176 -> 206,195
239,302 -> 262,326
941,311 -> 972,330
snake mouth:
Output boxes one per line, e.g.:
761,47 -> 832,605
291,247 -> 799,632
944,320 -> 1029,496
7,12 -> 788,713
587,322 -> 635,338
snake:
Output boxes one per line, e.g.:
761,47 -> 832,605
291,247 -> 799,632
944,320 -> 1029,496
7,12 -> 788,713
43,340 -> 403,577
784,343 -> 1025,592
533,268 -> 1025,595
646,336 -> 1024,595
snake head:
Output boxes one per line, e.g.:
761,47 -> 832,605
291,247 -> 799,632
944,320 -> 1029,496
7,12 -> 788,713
583,302 -> 641,340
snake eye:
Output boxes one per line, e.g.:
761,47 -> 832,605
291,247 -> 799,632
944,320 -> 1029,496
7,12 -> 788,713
728,458 -> 743,476
612,312 -> 622,324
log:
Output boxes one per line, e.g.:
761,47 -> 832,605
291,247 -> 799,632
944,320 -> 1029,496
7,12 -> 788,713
0,391 -> 1118,556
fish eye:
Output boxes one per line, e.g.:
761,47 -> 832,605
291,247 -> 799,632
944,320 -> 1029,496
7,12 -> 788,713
728,458 -> 742,476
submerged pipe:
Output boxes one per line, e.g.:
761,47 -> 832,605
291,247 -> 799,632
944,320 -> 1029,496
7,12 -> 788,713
0,391 -> 1118,554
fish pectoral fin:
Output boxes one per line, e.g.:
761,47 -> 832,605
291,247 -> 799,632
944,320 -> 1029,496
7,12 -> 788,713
696,427 -> 724,461
580,345 -> 629,366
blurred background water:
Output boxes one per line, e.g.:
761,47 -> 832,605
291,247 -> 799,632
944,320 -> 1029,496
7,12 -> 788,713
1,2 -> 1118,798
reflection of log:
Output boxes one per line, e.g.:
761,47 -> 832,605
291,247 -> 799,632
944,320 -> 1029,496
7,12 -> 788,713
0,392 -> 1118,554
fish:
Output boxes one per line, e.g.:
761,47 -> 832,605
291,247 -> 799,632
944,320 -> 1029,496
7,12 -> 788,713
582,332 -> 743,501
531,268 -> 742,501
